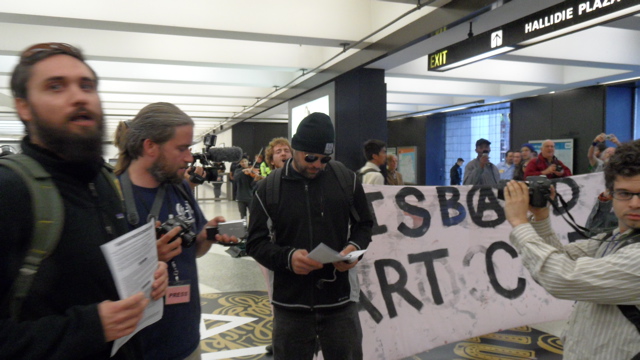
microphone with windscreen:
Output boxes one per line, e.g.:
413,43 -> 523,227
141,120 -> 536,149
207,146 -> 243,163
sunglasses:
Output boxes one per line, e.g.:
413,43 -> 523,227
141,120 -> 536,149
21,43 -> 82,62
304,154 -> 331,164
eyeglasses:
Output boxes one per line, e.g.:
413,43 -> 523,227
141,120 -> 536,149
611,190 -> 640,201
20,43 -> 82,61
304,154 -> 331,164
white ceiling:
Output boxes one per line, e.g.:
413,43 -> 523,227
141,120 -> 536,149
1,0 -> 639,142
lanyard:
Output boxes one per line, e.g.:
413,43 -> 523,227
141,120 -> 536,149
602,232 -> 621,257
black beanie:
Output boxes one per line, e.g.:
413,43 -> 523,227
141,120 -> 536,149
291,112 -> 335,155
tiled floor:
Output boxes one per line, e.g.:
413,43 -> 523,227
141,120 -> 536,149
193,182 -> 566,359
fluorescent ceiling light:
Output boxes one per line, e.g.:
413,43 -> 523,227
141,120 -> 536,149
387,100 -> 485,120
600,76 -> 640,86
436,47 -> 515,71
519,5 -> 640,46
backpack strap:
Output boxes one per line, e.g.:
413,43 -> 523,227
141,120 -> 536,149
258,167 -> 283,241
356,168 -> 377,184
328,161 -> 360,223
0,154 -> 64,320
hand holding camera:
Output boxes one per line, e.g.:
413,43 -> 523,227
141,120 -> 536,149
502,179 -> 555,228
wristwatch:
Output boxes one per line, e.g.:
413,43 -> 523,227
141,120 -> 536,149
592,141 -> 599,147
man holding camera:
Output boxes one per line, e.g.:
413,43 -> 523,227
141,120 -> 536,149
504,140 -> 640,359
463,138 -> 500,185
524,140 -> 571,179
114,102 -> 237,360
0,43 -> 169,359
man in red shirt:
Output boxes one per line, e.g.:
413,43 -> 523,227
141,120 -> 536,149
524,140 -> 572,179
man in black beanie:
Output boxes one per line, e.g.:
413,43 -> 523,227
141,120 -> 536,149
247,112 -> 373,360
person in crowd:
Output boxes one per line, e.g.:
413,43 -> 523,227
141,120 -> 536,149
258,136 -> 293,355
260,153 -> 272,177
357,139 -> 387,185
588,133 -> 621,173
450,158 -> 464,185
524,140 -> 572,179
496,150 -> 515,180
114,102 -> 237,360
512,151 -> 525,181
504,139 -> 640,359
228,155 -> 246,200
265,137 -> 293,171
0,42 -> 168,359
520,143 -> 535,169
213,166 -> 225,200
246,112 -> 373,360
234,157 -> 258,219
463,138 -> 500,185
386,154 -> 404,185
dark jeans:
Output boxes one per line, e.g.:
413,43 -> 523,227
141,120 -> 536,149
273,302 -> 362,360
237,200 -> 250,219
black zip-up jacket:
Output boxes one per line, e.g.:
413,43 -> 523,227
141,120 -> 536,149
0,138 -> 141,359
246,159 -> 373,310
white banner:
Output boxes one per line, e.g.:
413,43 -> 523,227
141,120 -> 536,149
357,173 -> 605,359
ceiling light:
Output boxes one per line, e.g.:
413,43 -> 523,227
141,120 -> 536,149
386,100 -> 485,120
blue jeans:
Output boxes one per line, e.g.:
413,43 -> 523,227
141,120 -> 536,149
272,302 -> 363,360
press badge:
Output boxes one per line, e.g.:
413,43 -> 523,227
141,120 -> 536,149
166,280 -> 191,305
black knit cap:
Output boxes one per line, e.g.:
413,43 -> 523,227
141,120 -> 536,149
292,112 -> 335,155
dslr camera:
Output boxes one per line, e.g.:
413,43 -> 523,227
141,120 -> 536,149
190,134 -> 226,184
156,214 -> 197,248
497,176 -> 552,208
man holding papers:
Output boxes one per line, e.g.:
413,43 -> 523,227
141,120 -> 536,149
247,113 -> 373,360
0,43 -> 168,359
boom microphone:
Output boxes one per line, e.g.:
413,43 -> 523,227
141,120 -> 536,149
207,146 -> 243,163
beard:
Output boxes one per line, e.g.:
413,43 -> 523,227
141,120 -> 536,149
148,152 -> 184,185
30,106 -> 104,162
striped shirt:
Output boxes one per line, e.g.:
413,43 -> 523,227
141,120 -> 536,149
510,218 -> 640,359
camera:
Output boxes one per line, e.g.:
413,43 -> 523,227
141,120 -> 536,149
218,219 -> 247,239
555,164 -> 563,172
189,133 -> 226,184
156,215 -> 197,247
497,176 -> 552,208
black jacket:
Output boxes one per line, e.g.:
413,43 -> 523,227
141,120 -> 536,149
0,138 -> 140,359
246,159 -> 373,310
450,163 -> 462,185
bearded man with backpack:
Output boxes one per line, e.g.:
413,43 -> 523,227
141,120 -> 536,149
0,43 -> 168,359
246,112 -> 373,360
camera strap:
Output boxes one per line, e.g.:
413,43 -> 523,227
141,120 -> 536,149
120,169 -> 167,225
550,194 -> 592,238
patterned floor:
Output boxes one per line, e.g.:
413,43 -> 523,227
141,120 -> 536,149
200,291 -> 273,360
198,290 -> 563,360
405,326 -> 563,360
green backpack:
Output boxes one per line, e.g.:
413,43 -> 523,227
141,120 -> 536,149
0,154 -> 121,320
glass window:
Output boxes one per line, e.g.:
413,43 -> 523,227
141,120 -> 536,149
444,104 -> 511,185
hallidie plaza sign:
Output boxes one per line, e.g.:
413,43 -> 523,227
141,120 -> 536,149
428,0 -> 640,71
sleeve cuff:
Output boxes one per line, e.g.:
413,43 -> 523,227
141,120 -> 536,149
530,216 -> 553,236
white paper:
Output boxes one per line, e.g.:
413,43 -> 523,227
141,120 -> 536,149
307,243 -> 367,264
100,220 -> 164,357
